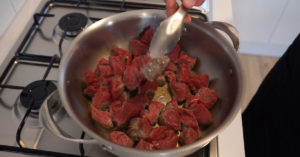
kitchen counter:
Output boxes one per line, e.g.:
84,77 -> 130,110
0,0 -> 245,157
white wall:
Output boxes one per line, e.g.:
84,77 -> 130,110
231,0 -> 300,57
0,0 -> 26,38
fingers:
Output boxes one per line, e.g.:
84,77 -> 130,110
195,0 -> 205,6
165,0 -> 179,16
182,0 -> 197,8
182,0 -> 205,8
184,15 -> 192,23
165,0 -> 205,23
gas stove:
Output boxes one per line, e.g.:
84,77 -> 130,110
0,0 -> 217,156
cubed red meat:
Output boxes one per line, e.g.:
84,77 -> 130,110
94,58 -> 113,78
185,94 -> 201,108
109,131 -> 133,147
127,117 -> 152,140
109,55 -> 126,75
92,86 -> 111,109
177,64 -> 192,82
168,44 -> 180,63
129,93 -> 150,109
113,94 -> 149,126
112,47 -> 132,65
166,61 -> 177,72
164,71 -> 176,83
141,101 -> 165,124
110,100 -> 122,114
108,76 -> 124,100
91,105 -> 113,128
136,139 -> 155,150
117,92 -> 129,102
159,108 -> 181,131
84,85 -> 98,97
188,74 -> 209,91
112,47 -> 130,57
131,53 -> 151,70
179,127 -> 200,145
97,58 -> 109,65
165,98 -> 178,110
140,27 -> 154,45
139,80 -> 157,96
189,103 -> 213,125
178,51 -> 197,69
148,126 -> 178,150
98,75 -> 111,86
130,39 -> 149,56
96,64 -> 113,78
196,87 -> 218,109
170,82 -> 190,102
156,75 -> 166,86
123,65 -> 144,90
85,70 -> 99,86
178,108 -> 199,130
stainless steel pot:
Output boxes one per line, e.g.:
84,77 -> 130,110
40,9 -> 244,157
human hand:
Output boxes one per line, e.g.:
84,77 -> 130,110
164,0 -> 205,23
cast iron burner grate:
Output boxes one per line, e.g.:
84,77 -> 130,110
20,80 -> 56,110
58,13 -> 88,37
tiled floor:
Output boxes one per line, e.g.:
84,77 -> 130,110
238,54 -> 279,112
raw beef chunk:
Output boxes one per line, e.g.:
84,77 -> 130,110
178,108 -> 199,130
84,85 -> 98,97
164,71 -> 176,83
170,82 -> 190,102
185,94 -> 201,108
109,131 -> 133,147
177,64 -> 192,82
113,94 -> 149,126
179,127 -> 200,145
85,70 -> 99,86
123,65 -> 144,90
127,117 -> 152,140
196,87 -> 218,109
167,44 -> 180,63
166,61 -> 177,72
139,80 -> 157,96
140,27 -> 154,45
131,53 -> 151,70
91,105 -> 113,128
141,101 -> 165,124
188,74 -> 209,90
189,103 -> 213,125
130,39 -> 149,56
108,76 -> 124,100
112,47 -> 132,65
136,139 -> 155,150
159,108 -> 181,131
156,75 -> 166,86
148,126 -> 178,150
109,55 -> 126,75
92,86 -> 111,109
94,59 -> 113,78
165,98 -> 178,110
178,51 -> 196,69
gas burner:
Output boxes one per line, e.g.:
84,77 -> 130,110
58,13 -> 88,37
13,80 -> 65,128
20,80 -> 56,110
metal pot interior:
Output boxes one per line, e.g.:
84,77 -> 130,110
58,10 -> 243,156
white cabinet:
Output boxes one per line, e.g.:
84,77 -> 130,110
0,0 -> 26,38
231,0 -> 300,57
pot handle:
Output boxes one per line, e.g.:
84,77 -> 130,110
208,21 -> 240,51
39,91 -> 98,144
